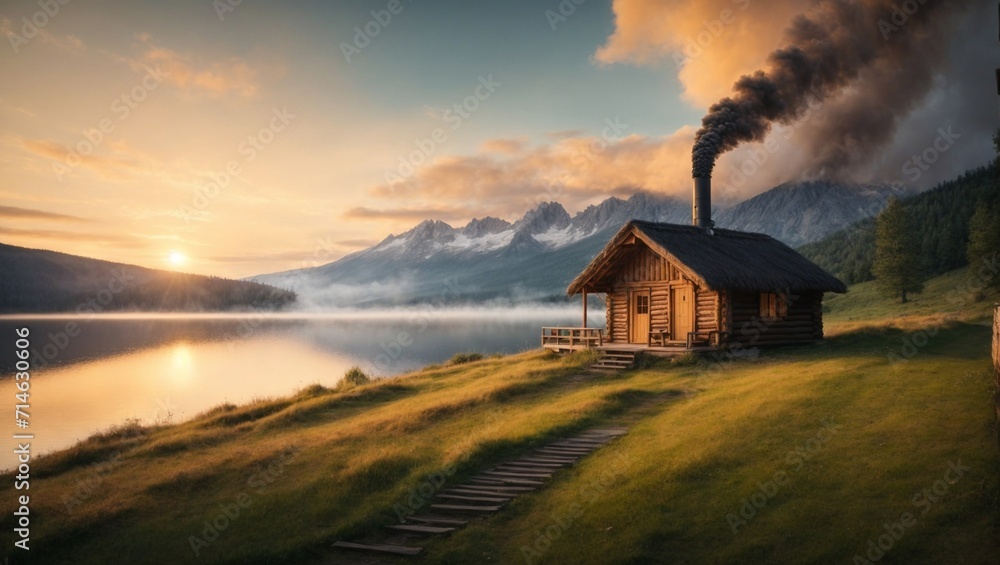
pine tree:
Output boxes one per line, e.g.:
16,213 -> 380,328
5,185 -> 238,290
966,203 -> 1000,293
965,129 -> 1000,293
873,196 -> 924,303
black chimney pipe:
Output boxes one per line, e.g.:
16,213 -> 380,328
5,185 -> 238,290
693,177 -> 713,228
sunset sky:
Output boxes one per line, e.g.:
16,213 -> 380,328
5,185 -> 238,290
0,0 -> 994,277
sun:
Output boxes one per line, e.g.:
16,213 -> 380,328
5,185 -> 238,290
168,251 -> 187,268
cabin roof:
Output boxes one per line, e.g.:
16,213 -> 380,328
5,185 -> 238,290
567,220 -> 848,295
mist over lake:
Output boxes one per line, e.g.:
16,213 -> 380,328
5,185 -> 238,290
0,307 -> 594,469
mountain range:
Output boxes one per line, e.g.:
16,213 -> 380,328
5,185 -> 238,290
251,181 -> 905,307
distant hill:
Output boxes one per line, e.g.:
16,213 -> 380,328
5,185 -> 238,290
0,243 -> 296,313
797,165 -> 997,285
252,180 -> 901,306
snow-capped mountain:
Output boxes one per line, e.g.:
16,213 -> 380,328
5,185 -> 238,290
251,182 -> 898,306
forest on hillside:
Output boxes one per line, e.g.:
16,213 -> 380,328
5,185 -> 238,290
0,243 -> 296,313
797,165 -> 998,285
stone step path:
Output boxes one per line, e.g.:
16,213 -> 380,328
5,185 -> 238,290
331,427 -> 627,559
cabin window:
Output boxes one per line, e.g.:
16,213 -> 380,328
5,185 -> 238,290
635,294 -> 649,314
759,292 -> 787,320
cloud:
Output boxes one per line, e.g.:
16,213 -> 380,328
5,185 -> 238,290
343,206 -> 475,222
593,0 -> 987,190
334,238 -> 379,249
0,206 -> 90,222
125,34 -> 259,98
0,226 -> 142,247
481,137 -> 529,155
369,129 -> 705,216
18,138 -> 155,181
0,17 -> 86,55
593,0 -> 797,106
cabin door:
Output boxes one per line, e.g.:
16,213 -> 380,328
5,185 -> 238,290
629,290 -> 650,344
671,286 -> 694,340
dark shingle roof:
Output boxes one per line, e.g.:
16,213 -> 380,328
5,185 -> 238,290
567,220 -> 847,294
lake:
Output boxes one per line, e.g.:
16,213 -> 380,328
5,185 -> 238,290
0,308 -> 597,470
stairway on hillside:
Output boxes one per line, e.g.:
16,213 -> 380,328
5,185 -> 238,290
591,349 -> 636,372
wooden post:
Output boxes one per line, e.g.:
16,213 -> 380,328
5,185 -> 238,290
582,289 -> 588,329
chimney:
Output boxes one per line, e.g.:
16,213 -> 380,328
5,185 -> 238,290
693,176 -> 713,228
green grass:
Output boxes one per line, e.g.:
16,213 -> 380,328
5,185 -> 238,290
1,268 -> 997,564
824,265 -> 999,331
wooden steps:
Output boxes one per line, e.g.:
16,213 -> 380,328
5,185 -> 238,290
332,541 -> 423,556
591,350 -> 637,371
406,515 -> 469,526
429,503 -> 502,514
332,426 -> 627,558
385,524 -> 457,535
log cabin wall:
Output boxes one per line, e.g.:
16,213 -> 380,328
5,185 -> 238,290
727,290 -> 824,347
602,244 -> 722,343
696,291 -> 719,334
606,290 -> 629,343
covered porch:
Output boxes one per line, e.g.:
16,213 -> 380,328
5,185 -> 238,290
540,327 -> 721,355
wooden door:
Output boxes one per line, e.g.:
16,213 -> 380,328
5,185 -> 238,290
671,286 -> 694,340
629,290 -> 650,343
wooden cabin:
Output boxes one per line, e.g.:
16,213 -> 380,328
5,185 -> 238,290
545,220 -> 847,352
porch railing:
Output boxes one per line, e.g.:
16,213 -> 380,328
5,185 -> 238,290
541,327 -> 603,350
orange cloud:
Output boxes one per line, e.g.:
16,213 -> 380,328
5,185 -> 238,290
0,226 -> 142,247
370,128 -> 703,216
343,206 -> 475,223
0,206 -> 89,222
127,34 -> 259,98
0,17 -> 85,55
594,0 -> 800,106
480,137 -> 529,155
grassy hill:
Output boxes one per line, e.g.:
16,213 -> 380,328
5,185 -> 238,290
0,242 -> 296,313
1,269 -> 997,564
798,165 -> 997,285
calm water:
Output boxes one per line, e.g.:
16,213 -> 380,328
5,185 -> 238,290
0,308 -> 595,469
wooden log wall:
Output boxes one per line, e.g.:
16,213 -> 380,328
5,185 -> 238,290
728,291 -> 823,347
607,290 -> 629,343
651,287 -> 670,335
696,291 -> 719,333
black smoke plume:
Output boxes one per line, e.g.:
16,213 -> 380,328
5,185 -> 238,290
692,0 -> 975,179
